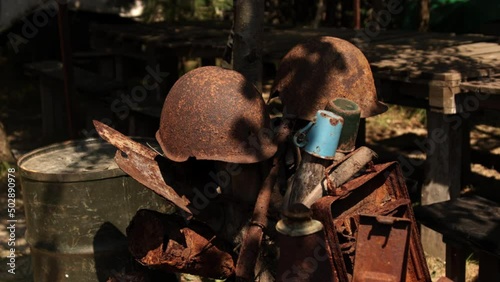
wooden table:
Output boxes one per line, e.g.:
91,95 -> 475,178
415,195 -> 500,282
89,22 -> 500,262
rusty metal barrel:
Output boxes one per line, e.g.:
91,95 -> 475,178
18,138 -> 172,282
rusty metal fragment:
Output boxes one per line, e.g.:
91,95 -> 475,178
271,36 -> 387,120
127,209 -> 235,279
352,215 -> 411,282
312,162 -> 431,282
93,120 -> 192,217
156,66 -> 277,164
93,120 -> 157,160
114,150 -> 192,216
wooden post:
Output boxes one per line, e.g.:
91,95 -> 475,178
445,245 -> 466,282
0,122 -> 15,163
421,110 -> 465,260
312,0 -> 326,28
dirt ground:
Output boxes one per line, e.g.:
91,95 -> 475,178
1,59 -> 499,281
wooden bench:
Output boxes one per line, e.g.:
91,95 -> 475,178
414,195 -> 500,282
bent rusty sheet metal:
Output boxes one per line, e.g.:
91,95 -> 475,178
93,120 -> 192,217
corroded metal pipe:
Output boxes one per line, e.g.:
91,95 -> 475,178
234,156 -> 280,281
302,146 -> 376,208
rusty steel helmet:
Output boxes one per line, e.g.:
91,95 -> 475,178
156,66 -> 277,163
271,36 -> 387,119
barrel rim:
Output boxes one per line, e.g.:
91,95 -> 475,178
17,137 -> 157,182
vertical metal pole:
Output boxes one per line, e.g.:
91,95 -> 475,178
233,0 -> 264,91
57,1 -> 77,139
353,0 -> 361,29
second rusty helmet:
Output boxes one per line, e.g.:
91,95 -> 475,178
271,36 -> 387,119
156,66 -> 277,163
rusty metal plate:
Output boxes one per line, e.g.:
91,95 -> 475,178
352,215 -> 411,282
114,150 -> 192,216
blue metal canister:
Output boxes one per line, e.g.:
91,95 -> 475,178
293,110 -> 344,159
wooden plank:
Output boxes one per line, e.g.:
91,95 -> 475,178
460,78 -> 500,95
366,32 -> 494,51
416,195 -> 500,257
441,42 -> 500,57
368,45 -> 498,82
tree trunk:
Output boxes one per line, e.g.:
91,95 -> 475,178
0,122 -> 15,163
232,0 -> 264,91
419,0 -> 430,32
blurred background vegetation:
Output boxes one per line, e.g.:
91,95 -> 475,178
130,0 -> 500,34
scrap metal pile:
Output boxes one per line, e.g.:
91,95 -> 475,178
96,37 -> 432,282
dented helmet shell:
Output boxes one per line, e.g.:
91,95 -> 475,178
271,36 -> 387,119
156,66 -> 277,163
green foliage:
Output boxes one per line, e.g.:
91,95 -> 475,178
368,105 -> 426,129
400,0 -> 500,33
0,161 -> 10,179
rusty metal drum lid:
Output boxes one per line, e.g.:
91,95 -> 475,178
18,138 -> 159,182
